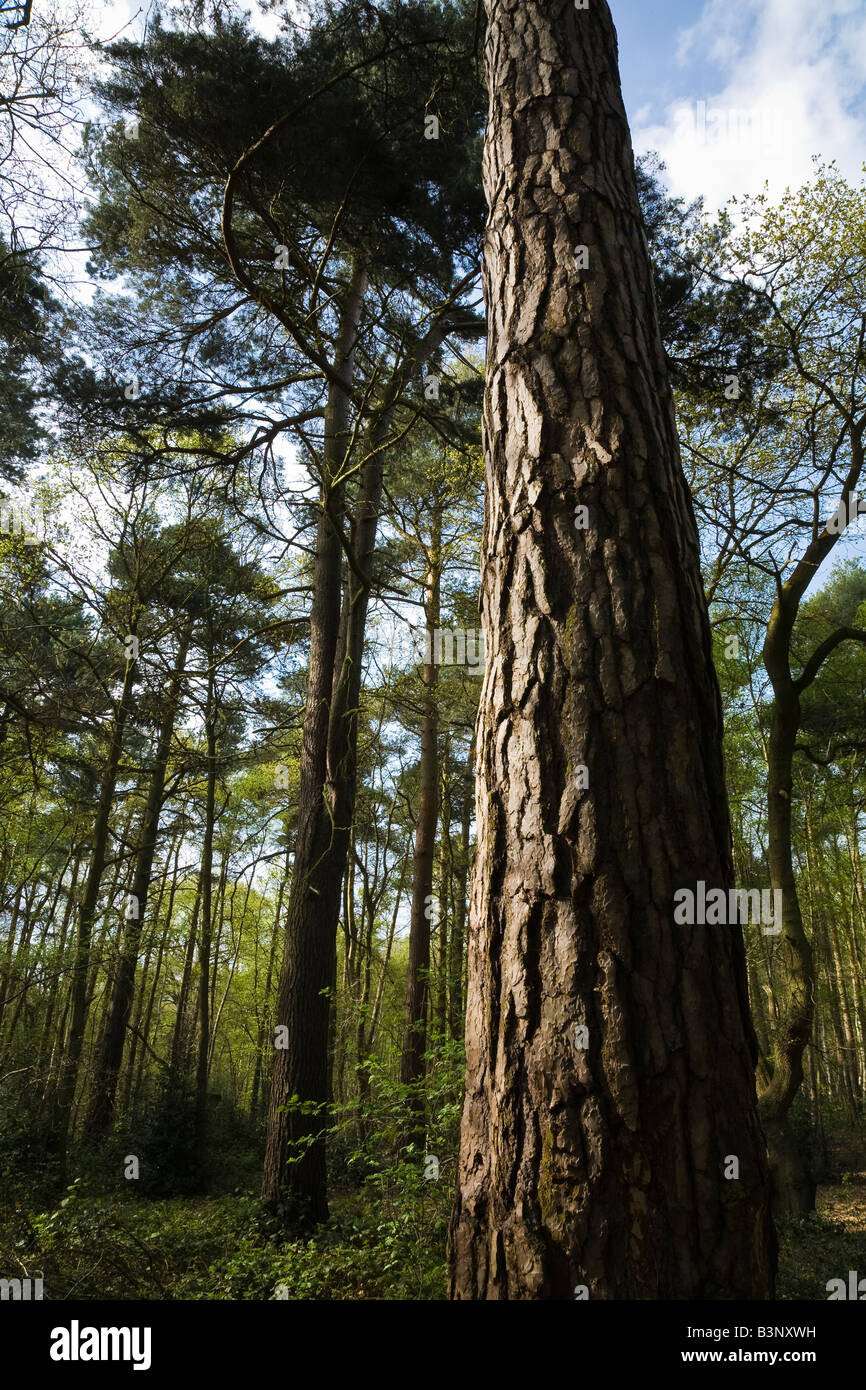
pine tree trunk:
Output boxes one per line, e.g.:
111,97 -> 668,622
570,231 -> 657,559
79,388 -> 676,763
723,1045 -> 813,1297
0,884 -> 24,1044
399,508 -> 441,1142
435,786 -> 449,1038
448,751 -> 472,1040
128,847 -> 176,1116
37,856 -> 81,1091
87,627 -> 190,1136
760,618 -> 815,1214
450,0 -> 774,1299
194,665 -> 218,1186
168,877 -> 201,1084
260,295 -> 457,1216
250,851 -> 288,1127
261,261 -> 367,1222
49,652 -> 137,1180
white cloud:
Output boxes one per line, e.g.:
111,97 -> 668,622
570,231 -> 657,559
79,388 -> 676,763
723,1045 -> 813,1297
634,0 -> 866,209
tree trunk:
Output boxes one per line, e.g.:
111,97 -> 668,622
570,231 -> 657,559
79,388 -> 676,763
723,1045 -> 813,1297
262,259 -> 367,1222
194,665 -> 218,1186
261,279 -> 458,1218
128,844 -> 176,1117
448,749 -> 472,1040
168,876 -> 201,1084
250,850 -> 288,1127
449,0 -> 774,1299
435,747 -> 451,1038
37,855 -> 81,1092
400,506 -> 441,1143
760,611 -> 816,1214
49,651 -> 137,1179
86,626 -> 190,1136
0,883 -> 25,1048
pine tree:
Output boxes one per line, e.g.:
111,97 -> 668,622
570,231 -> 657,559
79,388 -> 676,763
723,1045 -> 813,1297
449,0 -> 774,1299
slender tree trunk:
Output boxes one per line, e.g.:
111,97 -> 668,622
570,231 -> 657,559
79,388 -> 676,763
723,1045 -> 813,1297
50,652 -> 137,1179
128,848 -> 176,1117
194,665 -> 218,1186
86,628 -> 190,1136
369,851 -> 406,1056
760,621 -> 816,1213
436,754 -> 450,1038
448,750 -> 472,1040
354,865 -> 374,1140
209,855 -> 229,1027
37,856 -> 81,1089
168,879 -> 201,1084
260,277 -> 460,1215
251,852 -> 288,1127
450,0 -> 774,1299
121,893 -> 158,1118
6,870 -> 70,1052
0,883 -> 24,1043
400,507 -> 441,1142
262,260 -> 367,1222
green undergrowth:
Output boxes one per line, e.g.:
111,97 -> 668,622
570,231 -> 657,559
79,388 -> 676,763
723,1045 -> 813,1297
1,1104 -> 861,1301
776,1202 -> 866,1299
0,1172 -> 451,1300
4,1174 -> 863,1301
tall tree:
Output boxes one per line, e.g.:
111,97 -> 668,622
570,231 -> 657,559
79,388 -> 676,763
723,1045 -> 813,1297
261,257 -> 367,1221
399,499 -> 441,1127
449,0 -> 774,1299
85,609 -> 192,1137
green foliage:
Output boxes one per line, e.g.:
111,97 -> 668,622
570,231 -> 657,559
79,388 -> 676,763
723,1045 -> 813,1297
0,1043 -> 464,1300
0,1185 -> 267,1300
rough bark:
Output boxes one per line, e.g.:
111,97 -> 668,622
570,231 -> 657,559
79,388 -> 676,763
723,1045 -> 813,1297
449,0 -> 774,1299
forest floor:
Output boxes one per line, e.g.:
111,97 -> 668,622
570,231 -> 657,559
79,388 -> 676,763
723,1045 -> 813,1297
776,1121 -> 866,1299
2,1120 -> 863,1300
818,1173 -> 866,1234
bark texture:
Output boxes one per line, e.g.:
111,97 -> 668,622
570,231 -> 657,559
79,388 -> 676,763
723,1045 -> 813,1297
449,0 -> 774,1299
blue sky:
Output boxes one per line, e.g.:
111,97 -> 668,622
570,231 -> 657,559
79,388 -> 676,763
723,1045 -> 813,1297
617,0 -> 716,116
613,0 -> 866,210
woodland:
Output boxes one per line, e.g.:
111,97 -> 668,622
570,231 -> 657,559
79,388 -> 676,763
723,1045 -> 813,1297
0,0 -> 864,1301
